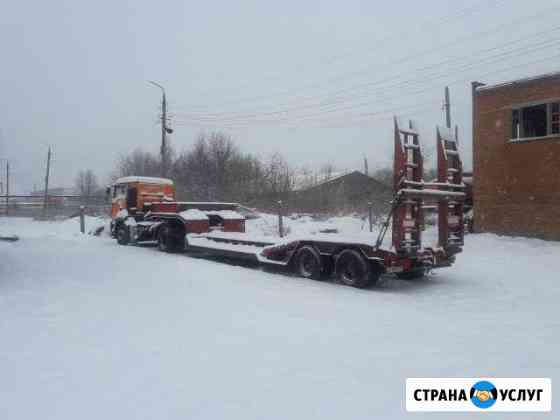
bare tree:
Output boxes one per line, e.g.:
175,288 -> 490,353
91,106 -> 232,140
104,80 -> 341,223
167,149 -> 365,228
264,153 -> 293,195
372,165 -> 438,187
112,131 -> 296,203
372,167 -> 393,187
319,162 -> 337,182
75,169 -> 98,202
114,149 -> 161,179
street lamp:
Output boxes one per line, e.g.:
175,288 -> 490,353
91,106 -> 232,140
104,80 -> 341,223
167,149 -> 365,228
148,81 -> 173,133
148,81 -> 173,177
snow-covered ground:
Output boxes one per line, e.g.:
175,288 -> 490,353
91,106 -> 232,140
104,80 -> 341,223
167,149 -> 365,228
1,216 -> 559,419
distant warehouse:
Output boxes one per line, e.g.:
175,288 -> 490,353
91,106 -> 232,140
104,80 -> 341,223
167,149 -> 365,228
248,170 -> 392,215
289,170 -> 392,215
472,72 -> 560,240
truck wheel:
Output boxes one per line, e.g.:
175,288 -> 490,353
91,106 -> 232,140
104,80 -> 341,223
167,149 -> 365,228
157,225 -> 171,252
158,224 -> 185,253
295,245 -> 323,280
396,268 -> 426,280
335,249 -> 375,288
116,225 -> 130,245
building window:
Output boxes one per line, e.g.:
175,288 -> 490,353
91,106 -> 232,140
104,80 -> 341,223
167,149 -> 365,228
553,103 -> 560,135
511,101 -> 560,140
512,109 -> 520,139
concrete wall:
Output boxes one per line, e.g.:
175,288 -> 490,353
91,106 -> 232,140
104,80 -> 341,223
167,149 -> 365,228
473,73 -> 560,240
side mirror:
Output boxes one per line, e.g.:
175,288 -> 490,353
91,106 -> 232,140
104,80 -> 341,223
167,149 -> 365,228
105,186 -> 111,199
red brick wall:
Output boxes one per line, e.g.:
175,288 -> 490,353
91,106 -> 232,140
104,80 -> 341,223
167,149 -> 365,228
473,74 -> 560,240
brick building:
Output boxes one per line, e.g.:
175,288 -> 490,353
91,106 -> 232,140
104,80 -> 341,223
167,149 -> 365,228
472,72 -> 560,240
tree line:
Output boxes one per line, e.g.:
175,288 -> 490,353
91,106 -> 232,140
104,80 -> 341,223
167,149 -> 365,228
78,131 -> 425,206
112,132 -> 295,203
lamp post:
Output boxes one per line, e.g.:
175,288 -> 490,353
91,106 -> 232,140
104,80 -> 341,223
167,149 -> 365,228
148,81 -> 173,177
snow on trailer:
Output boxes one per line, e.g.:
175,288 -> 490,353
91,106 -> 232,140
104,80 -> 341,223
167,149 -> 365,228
110,117 -> 465,288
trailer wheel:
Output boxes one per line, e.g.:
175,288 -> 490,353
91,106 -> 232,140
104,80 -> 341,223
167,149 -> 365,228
396,268 -> 426,280
116,225 -> 130,245
295,245 -> 323,280
321,256 -> 334,279
335,249 -> 375,288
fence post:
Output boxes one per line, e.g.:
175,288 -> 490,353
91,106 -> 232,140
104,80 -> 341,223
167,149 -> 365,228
368,201 -> 373,232
5,161 -> 9,216
80,206 -> 85,234
277,200 -> 284,238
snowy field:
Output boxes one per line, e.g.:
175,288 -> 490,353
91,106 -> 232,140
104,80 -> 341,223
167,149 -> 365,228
1,216 -> 559,419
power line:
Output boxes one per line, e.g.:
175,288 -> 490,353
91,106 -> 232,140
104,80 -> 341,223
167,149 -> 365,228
278,52 -> 560,129
172,52 -> 560,130
172,28 -> 560,126
175,0 -> 511,104
172,35 -> 560,125
173,2 -> 559,112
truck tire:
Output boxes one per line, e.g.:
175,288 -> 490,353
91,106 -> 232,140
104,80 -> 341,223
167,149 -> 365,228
157,224 -> 171,252
158,223 -> 185,253
321,256 -> 334,279
294,245 -> 323,280
396,268 -> 426,280
335,249 -> 376,288
116,225 -> 130,245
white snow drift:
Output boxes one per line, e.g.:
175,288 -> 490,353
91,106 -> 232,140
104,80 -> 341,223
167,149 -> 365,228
1,216 -> 559,419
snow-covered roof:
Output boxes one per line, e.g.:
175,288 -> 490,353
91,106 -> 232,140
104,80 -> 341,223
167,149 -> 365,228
206,210 -> 244,220
114,176 -> 174,185
293,169 -> 365,191
476,71 -> 560,93
179,209 -> 209,221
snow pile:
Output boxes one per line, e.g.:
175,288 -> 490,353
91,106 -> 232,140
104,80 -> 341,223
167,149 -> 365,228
246,212 -> 384,245
179,209 -> 208,221
115,208 -> 128,219
205,210 -> 244,220
0,216 -> 109,240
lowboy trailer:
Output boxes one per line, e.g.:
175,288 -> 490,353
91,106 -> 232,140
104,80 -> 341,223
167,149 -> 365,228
110,118 -> 465,288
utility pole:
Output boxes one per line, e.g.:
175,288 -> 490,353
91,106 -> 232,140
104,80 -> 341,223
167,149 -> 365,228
160,90 -> 168,176
444,86 -> 452,129
5,161 -> 9,216
363,156 -> 369,176
148,81 -> 172,178
43,146 -> 51,218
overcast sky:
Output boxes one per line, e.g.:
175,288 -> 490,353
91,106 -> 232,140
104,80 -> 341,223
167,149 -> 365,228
1,0 -> 559,192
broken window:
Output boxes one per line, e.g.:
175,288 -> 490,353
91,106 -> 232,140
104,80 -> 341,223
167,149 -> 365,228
512,101 -> 560,139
